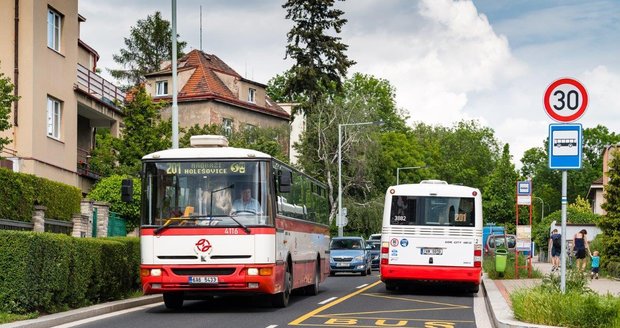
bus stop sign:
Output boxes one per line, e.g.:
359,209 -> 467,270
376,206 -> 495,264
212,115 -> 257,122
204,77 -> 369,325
548,123 -> 582,170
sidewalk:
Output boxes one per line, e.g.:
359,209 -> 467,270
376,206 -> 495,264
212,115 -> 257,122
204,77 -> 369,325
483,258 -> 620,328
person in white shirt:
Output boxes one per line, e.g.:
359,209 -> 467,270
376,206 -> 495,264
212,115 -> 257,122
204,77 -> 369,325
232,186 -> 261,214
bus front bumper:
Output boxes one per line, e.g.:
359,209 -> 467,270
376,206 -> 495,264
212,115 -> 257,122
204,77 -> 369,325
141,263 -> 282,295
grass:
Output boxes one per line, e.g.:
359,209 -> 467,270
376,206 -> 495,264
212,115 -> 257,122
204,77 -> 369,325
0,289 -> 144,325
510,270 -> 620,327
0,312 -> 38,324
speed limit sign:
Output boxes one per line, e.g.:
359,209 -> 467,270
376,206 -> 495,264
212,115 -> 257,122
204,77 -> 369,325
544,78 -> 588,122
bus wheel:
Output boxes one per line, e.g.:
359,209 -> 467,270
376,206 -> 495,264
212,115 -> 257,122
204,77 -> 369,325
272,263 -> 292,307
385,281 -> 396,291
470,284 -> 480,293
163,292 -> 184,309
304,260 -> 320,296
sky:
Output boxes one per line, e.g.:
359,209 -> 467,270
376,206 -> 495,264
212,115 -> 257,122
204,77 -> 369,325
79,0 -> 620,168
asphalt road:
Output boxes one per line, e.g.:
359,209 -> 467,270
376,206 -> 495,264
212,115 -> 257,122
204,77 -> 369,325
52,271 -> 490,328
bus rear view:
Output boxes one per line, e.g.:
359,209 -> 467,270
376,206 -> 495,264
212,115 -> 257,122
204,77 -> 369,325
380,180 -> 483,293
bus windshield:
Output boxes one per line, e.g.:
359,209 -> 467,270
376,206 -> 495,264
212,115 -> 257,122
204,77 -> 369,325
390,195 -> 475,227
141,160 -> 272,227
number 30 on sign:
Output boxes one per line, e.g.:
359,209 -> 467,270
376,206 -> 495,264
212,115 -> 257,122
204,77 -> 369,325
543,78 -> 588,123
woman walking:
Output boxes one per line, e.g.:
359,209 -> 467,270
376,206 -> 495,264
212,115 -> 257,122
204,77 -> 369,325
573,229 -> 589,272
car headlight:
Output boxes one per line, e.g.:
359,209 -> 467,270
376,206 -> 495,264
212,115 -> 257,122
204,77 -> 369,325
353,255 -> 364,262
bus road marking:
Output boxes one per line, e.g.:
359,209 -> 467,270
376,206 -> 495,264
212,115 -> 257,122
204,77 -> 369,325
289,280 -> 382,325
356,283 -> 369,289
318,297 -> 338,304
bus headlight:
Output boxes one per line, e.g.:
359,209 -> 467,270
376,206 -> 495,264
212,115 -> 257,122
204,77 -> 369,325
248,268 -> 259,276
151,269 -> 162,277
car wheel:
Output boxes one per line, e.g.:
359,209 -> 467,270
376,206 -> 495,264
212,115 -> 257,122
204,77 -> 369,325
361,267 -> 367,276
163,292 -> 184,310
304,260 -> 320,296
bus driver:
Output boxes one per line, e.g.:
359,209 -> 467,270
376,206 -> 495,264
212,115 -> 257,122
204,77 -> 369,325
232,186 -> 261,213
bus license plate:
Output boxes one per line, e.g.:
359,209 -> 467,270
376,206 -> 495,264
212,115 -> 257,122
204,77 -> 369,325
189,276 -> 218,284
421,248 -> 443,255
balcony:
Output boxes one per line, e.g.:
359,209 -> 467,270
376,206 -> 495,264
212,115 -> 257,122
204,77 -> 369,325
76,64 -> 125,109
77,147 -> 100,180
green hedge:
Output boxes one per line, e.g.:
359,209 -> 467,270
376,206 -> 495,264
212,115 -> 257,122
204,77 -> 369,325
0,168 -> 81,221
0,231 -> 141,314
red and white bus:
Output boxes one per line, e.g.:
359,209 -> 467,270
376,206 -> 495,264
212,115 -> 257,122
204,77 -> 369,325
137,135 -> 330,309
379,180 -> 483,292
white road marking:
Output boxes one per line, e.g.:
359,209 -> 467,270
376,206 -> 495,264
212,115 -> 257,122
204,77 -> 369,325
51,303 -> 161,328
318,296 -> 338,304
356,283 -> 369,289
266,325 -> 278,328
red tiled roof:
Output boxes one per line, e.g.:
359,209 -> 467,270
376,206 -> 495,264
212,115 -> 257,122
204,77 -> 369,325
155,50 -> 288,120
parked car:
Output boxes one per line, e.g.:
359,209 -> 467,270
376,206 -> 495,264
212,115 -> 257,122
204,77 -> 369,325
366,239 -> 381,270
329,236 -> 372,276
485,234 -> 517,255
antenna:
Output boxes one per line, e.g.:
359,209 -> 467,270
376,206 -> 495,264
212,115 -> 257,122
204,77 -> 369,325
200,5 -> 203,51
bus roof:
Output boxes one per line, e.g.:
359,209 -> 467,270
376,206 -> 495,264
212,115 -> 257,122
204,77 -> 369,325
387,183 -> 480,197
142,146 -> 273,160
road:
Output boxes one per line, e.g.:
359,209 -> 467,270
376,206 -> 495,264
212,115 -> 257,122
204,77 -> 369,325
53,271 -> 491,328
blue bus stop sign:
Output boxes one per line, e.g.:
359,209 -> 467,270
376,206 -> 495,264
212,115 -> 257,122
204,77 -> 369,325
548,123 -> 582,170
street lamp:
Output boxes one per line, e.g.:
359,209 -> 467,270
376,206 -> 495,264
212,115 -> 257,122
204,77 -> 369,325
396,166 -> 427,185
534,196 -> 545,220
338,120 -> 383,237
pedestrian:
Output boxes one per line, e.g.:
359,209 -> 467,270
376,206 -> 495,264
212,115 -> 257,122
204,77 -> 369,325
548,229 -> 562,272
573,229 -> 589,272
590,250 -> 600,279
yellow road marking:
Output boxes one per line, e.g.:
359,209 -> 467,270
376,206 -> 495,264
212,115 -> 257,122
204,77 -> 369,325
289,280 -> 382,325
363,293 -> 470,308
312,314 -> 473,323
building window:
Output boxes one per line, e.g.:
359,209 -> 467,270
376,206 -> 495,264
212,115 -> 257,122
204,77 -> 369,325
222,118 -> 233,136
47,97 -> 62,139
248,88 -> 256,103
47,8 -> 62,51
156,81 -> 168,96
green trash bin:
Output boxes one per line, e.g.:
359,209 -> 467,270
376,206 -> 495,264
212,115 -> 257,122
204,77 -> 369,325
495,248 -> 508,273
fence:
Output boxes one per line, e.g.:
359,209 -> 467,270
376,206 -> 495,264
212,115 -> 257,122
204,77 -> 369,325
0,201 -> 126,238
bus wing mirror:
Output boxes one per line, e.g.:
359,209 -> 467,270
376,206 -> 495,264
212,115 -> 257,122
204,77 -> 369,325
279,170 -> 292,193
121,179 -> 133,203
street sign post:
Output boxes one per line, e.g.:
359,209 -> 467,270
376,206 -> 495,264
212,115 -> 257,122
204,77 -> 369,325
548,123 -> 583,170
544,78 -> 588,123
544,78 -> 588,293
517,180 -> 531,205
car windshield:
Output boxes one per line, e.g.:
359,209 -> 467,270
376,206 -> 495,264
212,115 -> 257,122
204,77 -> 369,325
330,239 -> 363,250
366,241 -> 380,250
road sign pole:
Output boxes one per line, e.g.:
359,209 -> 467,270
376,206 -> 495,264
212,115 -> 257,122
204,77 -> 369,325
560,170 -> 567,293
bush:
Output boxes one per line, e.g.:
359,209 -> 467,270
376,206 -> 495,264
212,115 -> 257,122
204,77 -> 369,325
88,175 -> 141,230
0,168 -> 81,221
0,231 -> 141,314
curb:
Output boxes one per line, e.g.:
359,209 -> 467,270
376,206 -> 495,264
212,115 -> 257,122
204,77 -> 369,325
482,276 -> 561,328
0,295 -> 163,328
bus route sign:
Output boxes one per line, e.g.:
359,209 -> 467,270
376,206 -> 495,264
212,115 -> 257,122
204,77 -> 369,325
548,123 -> 582,170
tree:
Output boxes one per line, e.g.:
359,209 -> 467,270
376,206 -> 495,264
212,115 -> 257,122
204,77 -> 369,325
282,0 -> 356,115
0,69 -> 19,154
295,73 -> 399,223
483,144 -> 518,226
600,147 -> 620,263
88,175 -> 141,230
109,12 -> 187,88
116,86 -> 171,176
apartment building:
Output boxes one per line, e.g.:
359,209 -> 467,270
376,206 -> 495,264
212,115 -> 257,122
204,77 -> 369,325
0,0 -> 124,194
143,49 -> 290,150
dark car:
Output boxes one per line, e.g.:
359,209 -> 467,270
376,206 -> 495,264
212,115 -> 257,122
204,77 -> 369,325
329,237 -> 372,276
366,240 -> 381,270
